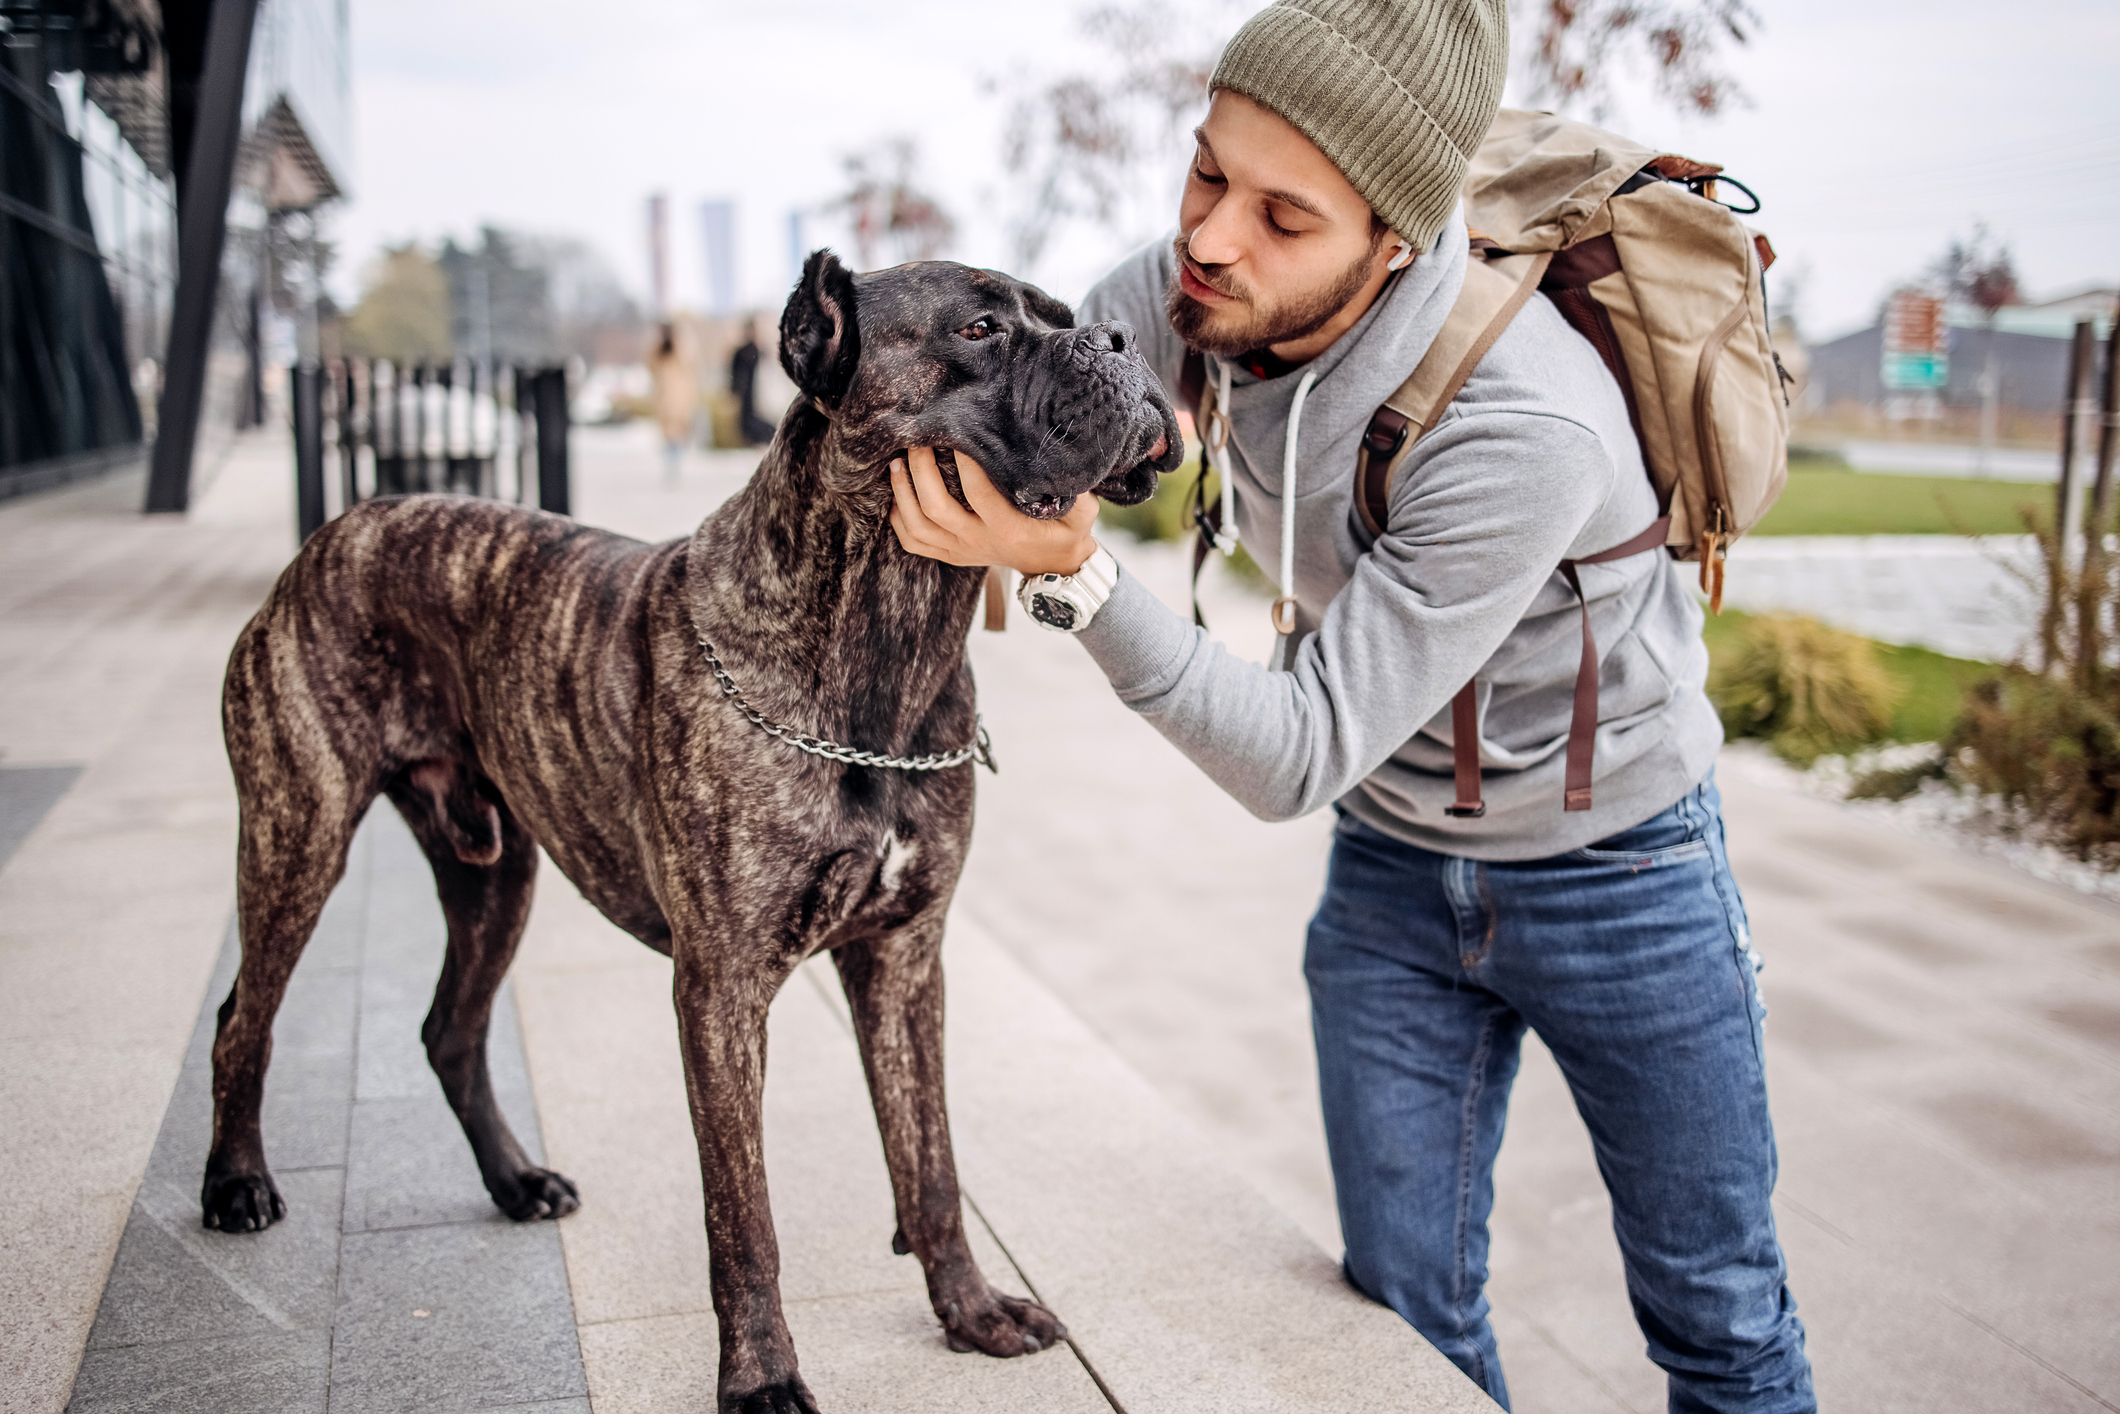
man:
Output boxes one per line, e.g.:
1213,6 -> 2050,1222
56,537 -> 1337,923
889,1 -> 1815,1409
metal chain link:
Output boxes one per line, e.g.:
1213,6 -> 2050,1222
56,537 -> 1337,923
697,638 -> 995,774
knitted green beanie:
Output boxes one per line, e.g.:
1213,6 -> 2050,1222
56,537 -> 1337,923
1210,0 -> 1509,253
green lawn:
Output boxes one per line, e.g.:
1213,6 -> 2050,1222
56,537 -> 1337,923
1753,457 -> 2051,537
1113,454 -> 2052,541
1699,606 -> 1991,744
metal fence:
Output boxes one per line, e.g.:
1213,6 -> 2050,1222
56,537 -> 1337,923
291,359 -> 571,540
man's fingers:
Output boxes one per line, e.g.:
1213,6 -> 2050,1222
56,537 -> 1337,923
954,451 -> 1017,522
886,462 -> 937,538
904,447 -> 979,534
890,461 -> 982,566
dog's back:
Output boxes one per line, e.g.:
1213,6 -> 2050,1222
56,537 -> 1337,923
222,495 -> 681,948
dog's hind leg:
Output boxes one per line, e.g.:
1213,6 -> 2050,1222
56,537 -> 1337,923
833,925 -> 1066,1358
204,806 -> 358,1232
389,765 -> 580,1222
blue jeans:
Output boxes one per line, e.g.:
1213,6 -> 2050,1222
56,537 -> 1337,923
1305,775 -> 1814,1413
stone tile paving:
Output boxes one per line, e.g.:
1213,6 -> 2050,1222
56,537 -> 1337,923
68,811 -> 587,1414
0,763 -> 82,871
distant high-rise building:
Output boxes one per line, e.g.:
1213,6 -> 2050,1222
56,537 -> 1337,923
699,199 -> 737,318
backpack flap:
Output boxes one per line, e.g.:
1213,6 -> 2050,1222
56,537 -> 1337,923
1466,110 -> 1663,253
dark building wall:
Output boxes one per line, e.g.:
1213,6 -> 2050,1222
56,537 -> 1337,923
0,35 -> 146,485
1808,323 -> 2077,416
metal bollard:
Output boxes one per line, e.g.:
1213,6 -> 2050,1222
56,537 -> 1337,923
534,367 -> 571,516
293,363 -> 326,540
336,360 -> 361,511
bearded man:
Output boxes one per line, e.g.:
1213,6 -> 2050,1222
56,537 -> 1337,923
888,2 -> 1817,1409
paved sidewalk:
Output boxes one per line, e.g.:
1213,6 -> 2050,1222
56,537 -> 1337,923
6,424 -> 2115,1414
68,815 -> 585,1414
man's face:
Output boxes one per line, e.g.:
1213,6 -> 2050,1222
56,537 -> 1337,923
1167,90 -> 1394,358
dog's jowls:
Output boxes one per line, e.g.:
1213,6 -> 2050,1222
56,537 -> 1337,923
209,249 -> 1182,1413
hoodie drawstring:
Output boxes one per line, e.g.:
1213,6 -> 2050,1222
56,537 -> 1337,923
1273,369 -> 1318,637
1213,362 -> 1237,554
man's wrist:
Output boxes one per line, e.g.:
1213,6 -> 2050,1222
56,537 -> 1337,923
1016,533 -> 1100,578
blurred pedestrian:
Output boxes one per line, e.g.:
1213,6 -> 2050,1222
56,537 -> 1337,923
730,318 -> 777,447
646,322 -> 697,479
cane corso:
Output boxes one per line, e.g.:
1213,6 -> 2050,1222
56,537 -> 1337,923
209,250 -> 1181,1412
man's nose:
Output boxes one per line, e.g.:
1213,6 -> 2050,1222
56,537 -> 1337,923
1184,197 -> 1244,268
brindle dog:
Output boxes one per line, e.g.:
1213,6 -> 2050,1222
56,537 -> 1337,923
209,250 -> 1182,1413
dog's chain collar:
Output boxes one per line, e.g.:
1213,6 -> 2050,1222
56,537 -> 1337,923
697,638 -> 996,774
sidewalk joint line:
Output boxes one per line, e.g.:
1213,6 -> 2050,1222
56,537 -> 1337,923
1940,1297 -> 2120,1412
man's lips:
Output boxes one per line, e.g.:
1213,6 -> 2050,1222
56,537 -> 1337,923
1178,259 -> 1234,305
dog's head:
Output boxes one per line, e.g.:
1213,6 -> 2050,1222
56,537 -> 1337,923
778,250 -> 1183,517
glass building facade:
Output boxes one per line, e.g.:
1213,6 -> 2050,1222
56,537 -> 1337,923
1,0 -> 348,500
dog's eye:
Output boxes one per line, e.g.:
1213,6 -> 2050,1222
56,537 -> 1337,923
957,318 -> 996,342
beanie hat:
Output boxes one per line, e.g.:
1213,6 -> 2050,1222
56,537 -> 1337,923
1209,0 -> 1509,254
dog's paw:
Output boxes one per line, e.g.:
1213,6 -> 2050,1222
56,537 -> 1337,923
720,1375 -> 822,1414
941,1292 -> 1067,1357
492,1166 -> 581,1222
201,1170 -> 286,1233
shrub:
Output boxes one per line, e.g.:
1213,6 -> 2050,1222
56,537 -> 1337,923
1098,454 -> 1202,543
1948,670 -> 2120,855
1708,612 -> 1901,764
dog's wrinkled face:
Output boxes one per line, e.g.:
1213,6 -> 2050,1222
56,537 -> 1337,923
780,250 -> 1184,517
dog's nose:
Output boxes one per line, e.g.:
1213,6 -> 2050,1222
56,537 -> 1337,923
1086,321 -> 1133,356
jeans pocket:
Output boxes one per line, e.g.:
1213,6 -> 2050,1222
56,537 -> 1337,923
1569,785 -> 1710,865
1570,836 -> 1711,865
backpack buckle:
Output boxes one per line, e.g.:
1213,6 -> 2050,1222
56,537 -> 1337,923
1361,409 -> 1409,462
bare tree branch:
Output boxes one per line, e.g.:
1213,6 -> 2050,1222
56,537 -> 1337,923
830,137 -> 958,270
1517,0 -> 1760,120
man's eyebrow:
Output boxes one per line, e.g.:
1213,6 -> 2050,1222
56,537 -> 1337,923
1263,187 -> 1328,220
1189,129 -> 1331,221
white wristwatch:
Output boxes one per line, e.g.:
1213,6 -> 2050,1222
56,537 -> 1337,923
1016,543 -> 1119,633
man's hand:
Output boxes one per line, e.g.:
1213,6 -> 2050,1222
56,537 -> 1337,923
889,446 -> 1101,577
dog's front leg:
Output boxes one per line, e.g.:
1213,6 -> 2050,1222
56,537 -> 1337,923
833,925 -> 1067,1358
673,947 -> 819,1414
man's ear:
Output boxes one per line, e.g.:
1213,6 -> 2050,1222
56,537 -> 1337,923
778,249 -> 862,404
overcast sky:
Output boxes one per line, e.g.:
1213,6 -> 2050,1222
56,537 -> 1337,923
329,0 -> 2119,342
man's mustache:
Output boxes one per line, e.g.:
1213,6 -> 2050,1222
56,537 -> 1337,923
1172,234 -> 1248,304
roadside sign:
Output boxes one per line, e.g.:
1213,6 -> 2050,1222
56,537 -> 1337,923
1883,291 -> 1949,390
1882,352 -> 1948,390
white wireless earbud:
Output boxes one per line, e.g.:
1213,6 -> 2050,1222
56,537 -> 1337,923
1387,239 -> 1415,271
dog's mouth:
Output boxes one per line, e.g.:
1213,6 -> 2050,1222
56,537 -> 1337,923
1014,432 -> 1170,520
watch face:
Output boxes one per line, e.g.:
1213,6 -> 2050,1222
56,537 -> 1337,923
1028,593 -> 1078,631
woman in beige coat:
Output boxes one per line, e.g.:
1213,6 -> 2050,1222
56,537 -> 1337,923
645,322 -> 697,479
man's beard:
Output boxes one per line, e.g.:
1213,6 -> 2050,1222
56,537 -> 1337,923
1165,233 -> 1380,358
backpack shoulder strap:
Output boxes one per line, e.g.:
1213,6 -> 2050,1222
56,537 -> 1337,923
1354,250 -> 1553,539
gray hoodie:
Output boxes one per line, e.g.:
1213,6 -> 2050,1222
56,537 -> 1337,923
1073,210 -> 1723,860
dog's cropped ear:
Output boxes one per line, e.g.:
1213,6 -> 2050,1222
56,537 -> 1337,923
779,249 -> 862,405
1018,280 -> 1075,330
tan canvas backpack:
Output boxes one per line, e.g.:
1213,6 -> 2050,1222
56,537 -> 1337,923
1181,108 -> 1792,817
